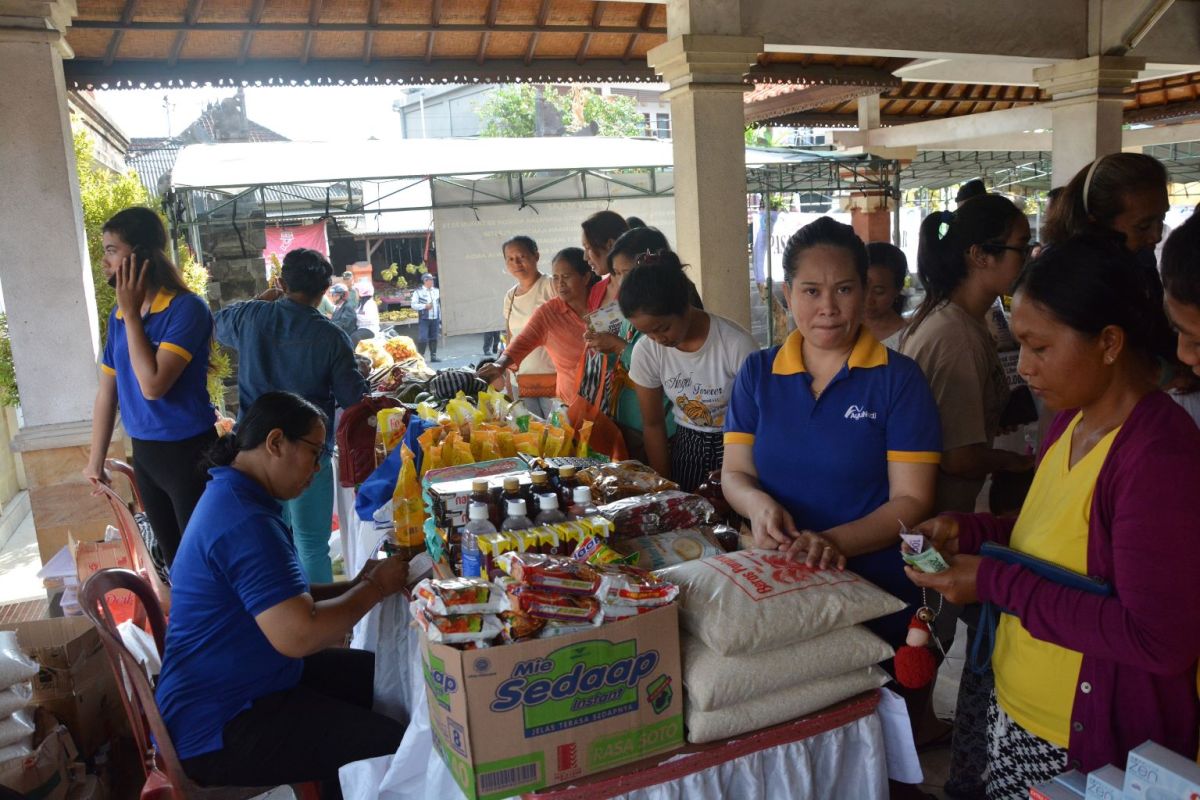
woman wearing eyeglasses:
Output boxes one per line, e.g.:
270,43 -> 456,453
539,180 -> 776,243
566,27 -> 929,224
159,391 -> 408,799
899,194 -> 1036,796
215,248 -> 369,583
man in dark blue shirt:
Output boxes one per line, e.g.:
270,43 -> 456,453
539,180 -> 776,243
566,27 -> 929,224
215,248 -> 369,582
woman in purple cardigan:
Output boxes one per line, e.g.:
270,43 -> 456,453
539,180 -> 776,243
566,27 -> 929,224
907,235 -> 1200,798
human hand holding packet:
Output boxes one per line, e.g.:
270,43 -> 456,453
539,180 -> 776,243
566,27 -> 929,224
899,521 -> 949,573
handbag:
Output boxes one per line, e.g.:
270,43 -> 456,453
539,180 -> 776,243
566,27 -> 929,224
567,347 -> 628,461
968,541 -> 1112,674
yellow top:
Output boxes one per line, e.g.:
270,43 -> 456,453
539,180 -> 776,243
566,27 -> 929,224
993,411 -> 1119,747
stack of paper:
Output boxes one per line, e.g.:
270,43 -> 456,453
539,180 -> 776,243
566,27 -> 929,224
36,545 -> 80,616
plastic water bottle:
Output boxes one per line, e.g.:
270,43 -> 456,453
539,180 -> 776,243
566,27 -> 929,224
567,485 -> 599,520
460,502 -> 495,578
501,499 -> 533,532
534,494 -> 567,526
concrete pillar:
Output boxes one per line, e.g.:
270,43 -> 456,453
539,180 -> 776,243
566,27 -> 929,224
848,191 -> 892,243
648,33 -> 762,329
1034,56 -> 1145,187
0,2 -> 123,563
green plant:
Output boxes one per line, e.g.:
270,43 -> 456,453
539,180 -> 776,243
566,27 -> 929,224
476,85 -> 643,138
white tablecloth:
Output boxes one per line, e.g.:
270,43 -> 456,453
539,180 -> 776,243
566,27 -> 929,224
338,489 -> 919,800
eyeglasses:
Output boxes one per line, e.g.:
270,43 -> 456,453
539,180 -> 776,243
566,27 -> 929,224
296,437 -> 331,464
993,244 -> 1037,259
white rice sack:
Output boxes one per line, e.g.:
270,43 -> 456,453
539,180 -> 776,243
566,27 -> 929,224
657,550 -> 906,656
0,683 -> 31,718
0,633 -> 38,691
0,709 -> 34,749
683,625 -> 894,713
685,665 -> 889,744
0,736 -> 32,765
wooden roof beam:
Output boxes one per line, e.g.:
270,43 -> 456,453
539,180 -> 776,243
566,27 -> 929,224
169,0 -> 204,66
577,3 -> 604,65
622,3 -> 653,63
72,19 -> 667,35
301,0 -> 322,65
426,0 -> 441,64
477,0 -> 499,66
238,0 -> 266,66
364,0 -> 380,65
102,0 -> 138,68
525,0 -> 551,65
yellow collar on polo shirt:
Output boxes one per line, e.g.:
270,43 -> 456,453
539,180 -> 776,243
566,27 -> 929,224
771,325 -> 888,375
116,290 -> 178,320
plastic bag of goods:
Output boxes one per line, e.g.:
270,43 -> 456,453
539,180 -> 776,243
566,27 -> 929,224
597,490 -> 715,538
656,549 -> 906,656
577,460 -> 678,504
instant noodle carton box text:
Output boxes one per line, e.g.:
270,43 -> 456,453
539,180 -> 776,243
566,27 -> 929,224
422,603 -> 683,799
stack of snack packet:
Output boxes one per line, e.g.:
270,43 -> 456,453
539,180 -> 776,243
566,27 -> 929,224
496,550 -> 679,643
477,516 -> 614,580
410,577 -> 507,650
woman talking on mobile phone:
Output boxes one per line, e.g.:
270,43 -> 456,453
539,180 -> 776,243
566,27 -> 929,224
83,206 -> 216,567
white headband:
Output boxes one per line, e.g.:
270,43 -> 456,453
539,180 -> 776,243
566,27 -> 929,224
1081,155 -> 1107,215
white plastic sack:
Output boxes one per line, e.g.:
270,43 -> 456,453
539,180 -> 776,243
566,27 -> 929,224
683,625 -> 893,713
0,682 -> 31,718
0,632 -> 39,691
685,666 -> 889,744
657,550 -> 905,656
0,735 -> 33,765
0,708 -> 36,749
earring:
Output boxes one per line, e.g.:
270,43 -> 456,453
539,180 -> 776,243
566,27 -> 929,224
1104,355 -> 1114,365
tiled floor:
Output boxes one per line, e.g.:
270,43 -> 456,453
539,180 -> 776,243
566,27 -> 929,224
917,620 -> 970,799
0,494 -> 44,606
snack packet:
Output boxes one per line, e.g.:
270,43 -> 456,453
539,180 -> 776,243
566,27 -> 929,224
596,564 -> 678,606
575,420 -> 593,458
538,620 -> 599,638
506,584 -> 600,623
513,432 -> 541,457
572,534 -> 633,566
497,429 -> 517,458
411,605 -> 502,644
598,603 -> 653,623
446,392 -> 484,428
496,552 -> 601,595
416,400 -> 440,421
392,446 -> 425,550
413,578 -> 508,615
543,427 -> 566,458
377,407 -> 408,453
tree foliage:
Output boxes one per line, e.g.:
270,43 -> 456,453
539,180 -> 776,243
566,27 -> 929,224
0,128 -> 230,407
477,85 -> 644,138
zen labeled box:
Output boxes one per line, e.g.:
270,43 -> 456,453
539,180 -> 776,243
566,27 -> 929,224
421,603 -> 683,800
1124,741 -> 1200,800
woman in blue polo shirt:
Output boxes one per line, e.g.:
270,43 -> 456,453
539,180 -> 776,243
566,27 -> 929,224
722,216 -> 942,649
84,207 -> 216,567
159,391 -> 407,797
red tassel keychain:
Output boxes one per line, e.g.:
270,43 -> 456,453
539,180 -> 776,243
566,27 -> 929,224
894,592 -> 944,689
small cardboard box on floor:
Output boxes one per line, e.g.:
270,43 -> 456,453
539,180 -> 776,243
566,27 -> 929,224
422,603 -> 683,800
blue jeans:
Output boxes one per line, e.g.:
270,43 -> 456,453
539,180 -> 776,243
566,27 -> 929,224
281,453 -> 335,584
418,317 -> 440,357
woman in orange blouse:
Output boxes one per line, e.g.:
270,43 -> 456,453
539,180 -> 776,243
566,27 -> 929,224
478,248 -> 591,406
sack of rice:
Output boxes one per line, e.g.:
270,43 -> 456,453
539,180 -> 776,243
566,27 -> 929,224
657,550 -> 905,656
0,632 -> 37,691
683,625 -> 893,713
0,682 -> 31,718
685,665 -> 889,743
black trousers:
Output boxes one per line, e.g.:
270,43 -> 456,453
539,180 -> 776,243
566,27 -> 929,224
182,649 -> 404,800
130,429 -> 217,566
482,331 -> 501,354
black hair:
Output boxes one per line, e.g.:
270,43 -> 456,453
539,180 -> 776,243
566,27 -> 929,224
101,207 -> 191,297
581,210 -> 629,253
607,226 -> 671,270
866,241 -> 909,314
1042,153 -> 1168,248
1013,235 -> 1175,363
281,248 -> 334,299
618,250 -> 692,318
1161,210 -> 1200,307
625,216 -> 647,229
551,247 -> 591,277
956,179 -> 987,204
911,194 -> 1025,336
501,235 -> 538,257
781,216 -> 868,287
206,391 -> 327,468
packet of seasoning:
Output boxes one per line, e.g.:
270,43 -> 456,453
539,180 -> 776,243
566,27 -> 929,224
411,604 -> 502,644
499,610 -> 545,643
506,584 -> 600,622
596,564 -> 679,606
496,552 -> 601,595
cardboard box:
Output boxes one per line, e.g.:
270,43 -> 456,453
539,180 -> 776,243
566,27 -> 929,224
68,532 -> 136,625
1031,770 -> 1086,799
1124,741 -> 1200,799
423,603 -> 683,800
1086,765 -> 1125,800
0,617 -> 129,756
425,458 -> 530,528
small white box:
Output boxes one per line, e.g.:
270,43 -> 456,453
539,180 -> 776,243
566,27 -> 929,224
1086,765 -> 1125,800
1124,741 -> 1200,800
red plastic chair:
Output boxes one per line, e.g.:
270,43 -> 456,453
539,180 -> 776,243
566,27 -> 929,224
94,459 -> 172,617
80,569 -> 320,800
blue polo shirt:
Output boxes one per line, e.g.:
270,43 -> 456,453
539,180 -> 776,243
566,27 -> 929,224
724,327 -> 941,646
156,467 -> 308,760
100,291 -> 215,441
215,298 -> 368,447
